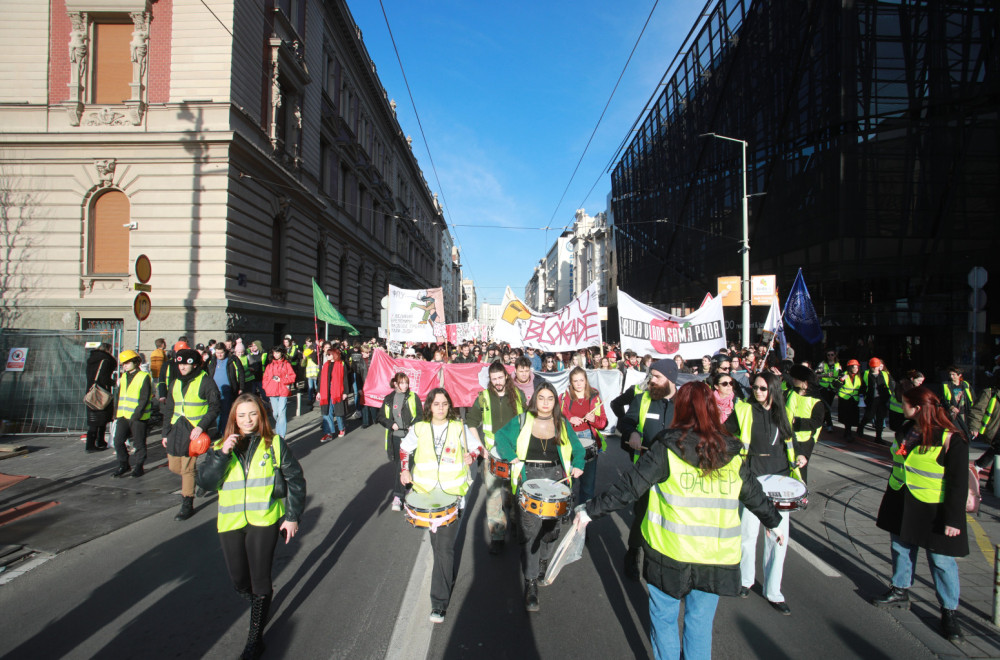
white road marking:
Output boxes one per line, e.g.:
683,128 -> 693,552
790,542 -> 841,577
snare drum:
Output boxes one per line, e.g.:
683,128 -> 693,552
757,474 -> 808,511
488,448 -> 511,480
404,488 -> 459,529
579,436 -> 599,462
519,478 -> 572,519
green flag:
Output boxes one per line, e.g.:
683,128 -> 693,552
312,278 -> 359,335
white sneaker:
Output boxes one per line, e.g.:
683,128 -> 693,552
391,496 -> 402,512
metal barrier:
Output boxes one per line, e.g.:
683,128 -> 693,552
0,329 -> 120,434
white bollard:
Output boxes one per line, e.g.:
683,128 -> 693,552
296,392 -> 301,417
994,455 -> 1000,498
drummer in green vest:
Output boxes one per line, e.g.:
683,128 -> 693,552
495,382 -> 584,613
725,371 -> 806,616
574,381 -> 783,660
162,348 -> 221,521
617,358 -> 678,581
197,393 -> 306,660
465,361 -> 526,555
112,350 -> 152,479
785,365 -> 826,482
399,388 -> 484,625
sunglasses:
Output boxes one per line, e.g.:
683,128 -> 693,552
718,366 -> 731,372
752,385 -> 769,392
718,381 -> 734,387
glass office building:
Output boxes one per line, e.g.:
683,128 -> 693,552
612,0 -> 999,370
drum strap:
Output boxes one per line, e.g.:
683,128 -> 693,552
410,509 -> 457,533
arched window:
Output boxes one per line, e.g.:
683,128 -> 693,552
271,217 -> 285,288
89,190 -> 130,274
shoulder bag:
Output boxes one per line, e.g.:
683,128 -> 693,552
84,358 -> 113,411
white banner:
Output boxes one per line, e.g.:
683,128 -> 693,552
535,367 -> 624,434
493,282 -> 602,352
617,289 -> 726,359
388,285 -> 445,343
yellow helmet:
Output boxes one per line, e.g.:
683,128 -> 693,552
119,350 -> 139,363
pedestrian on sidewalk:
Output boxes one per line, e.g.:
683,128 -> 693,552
870,385 -> 968,642
574,382 -> 784,660
111,350 -> 151,478
162,349 -> 221,521
376,372 -> 422,511
207,342 -> 245,436
317,347 -> 349,440
262,346 -> 296,438
84,343 -> 116,452
837,360 -> 863,437
197,393 -> 306,660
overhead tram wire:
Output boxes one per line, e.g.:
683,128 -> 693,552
543,0 -> 662,229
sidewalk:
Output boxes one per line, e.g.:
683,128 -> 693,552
0,399 -> 327,582
821,429 -> 1000,659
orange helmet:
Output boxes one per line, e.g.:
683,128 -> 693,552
173,341 -> 190,352
846,359 -> 860,368
868,357 -> 883,369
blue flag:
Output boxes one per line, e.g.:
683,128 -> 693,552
782,269 -> 823,344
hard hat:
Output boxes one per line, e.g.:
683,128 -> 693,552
868,358 -> 883,369
189,431 -> 211,457
846,359 -> 860,368
119,350 -> 139,363
173,341 -> 190,352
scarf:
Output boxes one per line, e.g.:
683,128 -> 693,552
713,389 -> 735,424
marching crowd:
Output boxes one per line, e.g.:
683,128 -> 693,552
80,333 -> 1000,659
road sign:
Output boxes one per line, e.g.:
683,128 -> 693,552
968,266 -> 988,289
970,290 -> 987,311
6,347 -> 28,372
135,254 -> 152,283
133,293 -> 151,322
134,283 -> 152,292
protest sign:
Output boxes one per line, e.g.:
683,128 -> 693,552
363,350 -> 442,406
388,285 -> 445,342
493,282 -> 602,352
617,289 -> 726,359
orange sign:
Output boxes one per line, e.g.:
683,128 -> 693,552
717,276 -> 741,307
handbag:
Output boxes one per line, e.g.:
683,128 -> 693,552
270,438 -> 287,499
84,359 -> 113,411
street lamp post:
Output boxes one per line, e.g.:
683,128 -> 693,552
700,132 -> 750,348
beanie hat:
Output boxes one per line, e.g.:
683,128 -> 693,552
649,358 -> 678,383
175,349 -> 202,365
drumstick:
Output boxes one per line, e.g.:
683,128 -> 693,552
556,476 -> 571,484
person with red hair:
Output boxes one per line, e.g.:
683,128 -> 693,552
870,386 -> 968,641
575,382 -> 783,660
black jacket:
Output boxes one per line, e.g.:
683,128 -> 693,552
86,350 -> 117,426
376,390 -> 423,458
207,356 -> 245,395
618,389 -> 675,448
197,433 -> 307,523
587,430 -> 782,598
162,368 -> 222,455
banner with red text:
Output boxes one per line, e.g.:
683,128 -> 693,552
492,282 -> 602,352
617,289 -> 726,359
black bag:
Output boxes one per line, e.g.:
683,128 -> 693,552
84,359 -> 113,411
270,439 -> 287,499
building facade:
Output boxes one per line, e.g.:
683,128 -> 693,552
479,302 -> 500,331
568,208 -> 613,306
0,0 -> 443,350
461,278 -> 476,322
611,0 -> 999,368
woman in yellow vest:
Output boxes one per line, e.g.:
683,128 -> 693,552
574,382 -> 783,660
111,350 -> 152,478
376,372 -> 422,511
837,359 -> 863,437
870,386 -> 967,641
494,382 -> 585,612
785,365 -> 825,482
197,393 -> 306,660
399,387 -> 483,625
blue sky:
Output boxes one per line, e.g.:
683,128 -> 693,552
347,1 -> 705,306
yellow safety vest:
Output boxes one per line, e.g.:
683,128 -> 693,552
980,393 -> 998,435
171,372 -> 209,427
785,391 -> 821,444
642,449 -> 743,565
305,357 -> 319,379
819,362 -> 841,389
838,374 -> 861,401
889,430 -> 948,504
733,400 -> 801,481
383,393 -> 418,450
215,435 -> 285,532
240,355 -> 255,383
943,381 -> 972,407
512,413 -> 574,494
478,388 -> 524,451
633,390 -> 655,464
411,420 -> 469,496
117,370 -> 151,421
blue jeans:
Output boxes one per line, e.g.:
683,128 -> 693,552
269,396 -> 287,437
647,583 -> 719,660
576,429 -> 598,504
306,378 -> 317,402
322,404 -> 345,435
891,534 -> 960,610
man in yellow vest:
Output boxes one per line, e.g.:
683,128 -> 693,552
112,350 -> 152,478
399,388 -> 484,624
162,349 -> 221,521
618,358 -> 678,581
943,365 -> 974,440
816,349 -> 842,431
786,365 -> 825,482
465,362 -> 526,555
860,357 -> 894,442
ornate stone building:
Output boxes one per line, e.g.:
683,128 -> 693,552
0,0 -> 443,348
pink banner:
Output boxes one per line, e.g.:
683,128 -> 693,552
364,350 -> 442,407
441,362 -> 489,407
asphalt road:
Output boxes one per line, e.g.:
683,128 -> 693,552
0,418 -> 944,659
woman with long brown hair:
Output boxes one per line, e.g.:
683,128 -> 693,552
575,382 -> 783,660
870,386 -> 967,641
197,393 -> 307,659
560,367 -> 607,506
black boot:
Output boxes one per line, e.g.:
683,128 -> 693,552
131,465 -> 144,478
240,593 -> 270,660
941,608 -> 962,641
174,496 -> 194,521
870,586 -> 909,608
112,464 -> 131,478
537,558 -> 550,582
524,579 -> 539,612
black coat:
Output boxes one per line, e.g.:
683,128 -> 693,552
587,430 -> 782,598
876,422 -> 969,557
197,433 -> 307,523
86,350 -> 116,426
376,390 -> 423,459
162,369 -> 222,455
